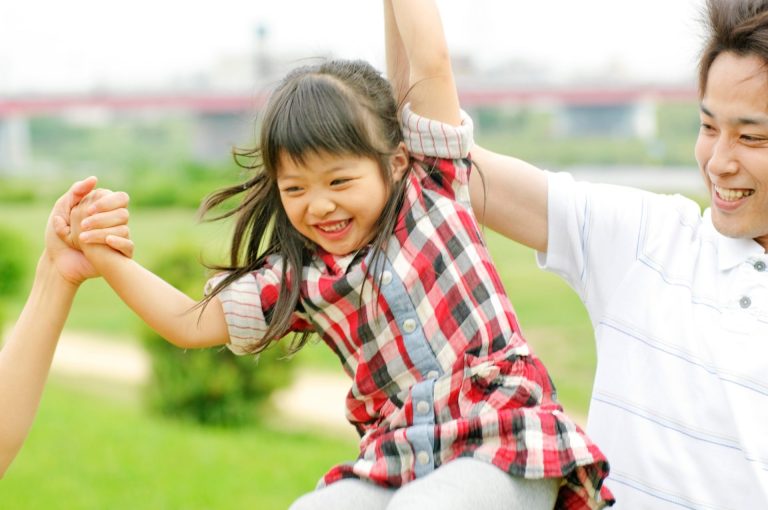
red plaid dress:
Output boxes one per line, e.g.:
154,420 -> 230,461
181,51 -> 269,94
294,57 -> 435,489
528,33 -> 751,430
208,106 -> 614,508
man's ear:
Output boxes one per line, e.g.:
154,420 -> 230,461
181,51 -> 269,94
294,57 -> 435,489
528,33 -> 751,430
390,142 -> 410,182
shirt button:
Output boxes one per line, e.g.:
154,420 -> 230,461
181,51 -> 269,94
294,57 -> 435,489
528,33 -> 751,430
426,370 -> 439,379
416,451 -> 430,466
402,318 -> 417,333
416,401 -> 430,415
739,296 -> 752,309
755,261 -> 767,272
381,271 -> 393,285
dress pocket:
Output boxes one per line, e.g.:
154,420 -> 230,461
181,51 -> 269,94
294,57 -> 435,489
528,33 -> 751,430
458,341 -> 546,417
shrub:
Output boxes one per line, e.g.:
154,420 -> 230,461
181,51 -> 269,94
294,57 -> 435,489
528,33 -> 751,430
141,241 -> 295,426
0,225 -> 27,298
0,224 -> 27,336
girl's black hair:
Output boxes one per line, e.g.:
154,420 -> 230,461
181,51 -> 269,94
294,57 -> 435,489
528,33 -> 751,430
199,59 -> 408,355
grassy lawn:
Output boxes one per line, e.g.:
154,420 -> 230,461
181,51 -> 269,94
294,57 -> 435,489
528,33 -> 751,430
1,377 -> 358,509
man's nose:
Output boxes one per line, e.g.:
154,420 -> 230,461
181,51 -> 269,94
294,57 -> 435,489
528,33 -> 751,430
708,136 -> 739,176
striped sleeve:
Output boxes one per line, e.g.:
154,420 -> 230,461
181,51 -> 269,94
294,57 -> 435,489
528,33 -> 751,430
401,103 -> 474,162
401,104 -> 474,204
204,256 -> 312,355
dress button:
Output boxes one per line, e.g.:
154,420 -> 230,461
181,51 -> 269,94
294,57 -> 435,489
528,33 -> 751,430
416,451 -> 430,466
755,261 -> 767,272
416,400 -> 430,415
740,296 -> 752,309
381,271 -> 393,285
402,318 -> 417,333
426,370 -> 439,379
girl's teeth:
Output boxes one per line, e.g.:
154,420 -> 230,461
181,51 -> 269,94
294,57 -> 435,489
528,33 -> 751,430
320,220 -> 348,232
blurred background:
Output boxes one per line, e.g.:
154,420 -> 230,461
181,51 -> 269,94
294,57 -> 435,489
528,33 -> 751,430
1,1 -> 707,507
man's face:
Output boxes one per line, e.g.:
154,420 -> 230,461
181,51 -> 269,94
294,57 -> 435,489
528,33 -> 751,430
695,51 -> 768,251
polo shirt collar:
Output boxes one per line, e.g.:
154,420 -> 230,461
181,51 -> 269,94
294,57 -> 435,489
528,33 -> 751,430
703,208 -> 767,271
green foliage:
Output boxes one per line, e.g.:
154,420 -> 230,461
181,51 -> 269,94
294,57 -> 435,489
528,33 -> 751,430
0,225 -> 27,298
474,101 -> 700,168
0,178 -> 37,203
112,160 -> 241,209
141,241 -> 295,426
0,224 -> 28,336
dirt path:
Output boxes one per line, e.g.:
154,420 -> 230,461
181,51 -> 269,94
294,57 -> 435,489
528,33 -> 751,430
48,330 -> 356,439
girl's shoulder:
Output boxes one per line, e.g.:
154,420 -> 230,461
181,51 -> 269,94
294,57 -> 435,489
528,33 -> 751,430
400,103 -> 474,161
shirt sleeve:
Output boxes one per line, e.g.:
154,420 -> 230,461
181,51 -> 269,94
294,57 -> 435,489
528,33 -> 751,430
400,103 -> 475,204
538,171 -> 706,331
204,255 -> 313,355
536,171 -> 651,328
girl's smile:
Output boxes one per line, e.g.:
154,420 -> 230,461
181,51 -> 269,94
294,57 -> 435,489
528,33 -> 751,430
276,151 -> 390,256
314,219 -> 353,237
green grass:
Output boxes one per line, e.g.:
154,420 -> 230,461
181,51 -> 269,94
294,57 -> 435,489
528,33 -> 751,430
1,378 -> 357,509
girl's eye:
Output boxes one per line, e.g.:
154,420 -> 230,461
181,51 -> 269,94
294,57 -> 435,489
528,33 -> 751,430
331,178 -> 351,186
741,134 -> 766,143
281,186 -> 302,193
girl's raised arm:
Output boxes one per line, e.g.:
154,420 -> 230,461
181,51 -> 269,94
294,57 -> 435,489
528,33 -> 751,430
385,0 -> 461,126
385,1 -> 549,252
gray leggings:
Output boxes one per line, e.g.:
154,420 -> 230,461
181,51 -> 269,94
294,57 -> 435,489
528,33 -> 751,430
289,458 -> 560,510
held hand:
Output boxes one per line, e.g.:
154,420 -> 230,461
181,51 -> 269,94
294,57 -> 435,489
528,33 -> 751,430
46,178 -> 134,286
70,189 -> 133,258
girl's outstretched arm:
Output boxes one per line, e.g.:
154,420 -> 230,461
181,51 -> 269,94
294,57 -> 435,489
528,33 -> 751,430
72,198 -> 230,350
385,0 -> 461,126
0,179 -> 131,478
80,247 -> 229,350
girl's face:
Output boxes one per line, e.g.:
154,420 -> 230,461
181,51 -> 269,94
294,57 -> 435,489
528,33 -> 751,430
276,148 -> 407,256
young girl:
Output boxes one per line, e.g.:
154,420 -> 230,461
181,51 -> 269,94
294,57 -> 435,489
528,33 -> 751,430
73,0 -> 612,508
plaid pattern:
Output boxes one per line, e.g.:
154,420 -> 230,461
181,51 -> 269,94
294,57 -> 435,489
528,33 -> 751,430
209,106 -> 613,508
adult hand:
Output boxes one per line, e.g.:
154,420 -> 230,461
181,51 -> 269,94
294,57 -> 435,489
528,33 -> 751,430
45,177 -> 133,286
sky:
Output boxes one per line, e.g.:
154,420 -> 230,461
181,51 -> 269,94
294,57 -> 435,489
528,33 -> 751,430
0,0 -> 706,94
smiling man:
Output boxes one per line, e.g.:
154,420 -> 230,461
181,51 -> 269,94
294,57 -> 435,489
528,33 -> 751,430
696,52 -> 768,249
468,0 -> 768,507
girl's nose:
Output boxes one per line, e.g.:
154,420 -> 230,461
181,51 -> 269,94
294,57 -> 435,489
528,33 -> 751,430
308,196 -> 336,217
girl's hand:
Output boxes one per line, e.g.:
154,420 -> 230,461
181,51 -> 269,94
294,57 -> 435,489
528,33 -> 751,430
70,189 -> 134,258
47,178 -> 133,286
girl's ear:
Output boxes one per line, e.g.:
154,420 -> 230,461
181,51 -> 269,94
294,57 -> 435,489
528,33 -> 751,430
390,142 -> 410,182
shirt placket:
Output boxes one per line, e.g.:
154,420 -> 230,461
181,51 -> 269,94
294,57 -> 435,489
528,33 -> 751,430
378,257 -> 443,477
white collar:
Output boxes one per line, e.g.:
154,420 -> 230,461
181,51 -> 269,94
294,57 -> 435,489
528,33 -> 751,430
702,208 -> 767,271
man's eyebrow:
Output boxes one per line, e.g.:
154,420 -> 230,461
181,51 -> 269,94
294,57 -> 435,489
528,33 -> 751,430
700,103 -> 768,126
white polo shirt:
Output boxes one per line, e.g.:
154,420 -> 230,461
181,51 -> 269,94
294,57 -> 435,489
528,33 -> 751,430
538,171 -> 768,509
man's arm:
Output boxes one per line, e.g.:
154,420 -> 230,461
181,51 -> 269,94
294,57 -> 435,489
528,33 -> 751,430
469,146 -> 549,253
